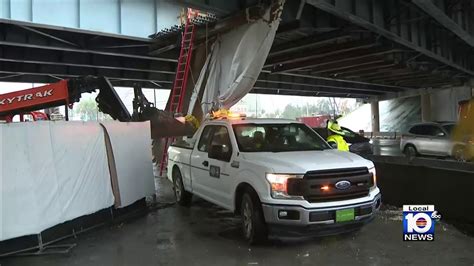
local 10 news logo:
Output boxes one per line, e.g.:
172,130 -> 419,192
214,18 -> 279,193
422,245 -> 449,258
403,205 -> 441,241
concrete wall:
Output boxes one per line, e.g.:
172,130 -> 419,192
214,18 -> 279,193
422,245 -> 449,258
339,96 -> 421,133
370,156 -> 474,225
0,0 -> 184,38
430,86 -> 472,122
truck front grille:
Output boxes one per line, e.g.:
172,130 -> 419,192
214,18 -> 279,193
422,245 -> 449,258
287,167 -> 373,203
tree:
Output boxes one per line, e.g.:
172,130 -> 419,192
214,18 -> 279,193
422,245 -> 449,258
281,104 -> 302,119
75,98 -> 98,121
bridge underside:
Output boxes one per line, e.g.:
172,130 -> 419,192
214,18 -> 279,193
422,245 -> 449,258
0,0 -> 473,100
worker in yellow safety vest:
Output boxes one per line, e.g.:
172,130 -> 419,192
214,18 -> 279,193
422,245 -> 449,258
326,120 -> 349,151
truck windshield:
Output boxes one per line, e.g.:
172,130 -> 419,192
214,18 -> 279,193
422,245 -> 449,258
233,123 -> 331,152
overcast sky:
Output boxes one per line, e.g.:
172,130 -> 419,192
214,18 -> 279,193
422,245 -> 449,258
0,82 -> 357,115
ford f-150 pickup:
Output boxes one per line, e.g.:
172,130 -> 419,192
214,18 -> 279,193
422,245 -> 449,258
167,115 -> 381,243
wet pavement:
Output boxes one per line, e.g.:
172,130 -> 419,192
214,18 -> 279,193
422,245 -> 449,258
371,139 -> 402,156
2,177 -> 474,266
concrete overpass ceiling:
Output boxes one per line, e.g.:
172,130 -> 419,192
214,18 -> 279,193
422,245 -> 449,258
0,0 -> 472,100
150,0 -> 474,99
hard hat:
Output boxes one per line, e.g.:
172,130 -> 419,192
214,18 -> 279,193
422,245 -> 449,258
328,120 -> 345,135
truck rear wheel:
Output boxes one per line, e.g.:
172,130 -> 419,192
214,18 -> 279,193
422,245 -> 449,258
173,169 -> 192,206
241,190 -> 267,244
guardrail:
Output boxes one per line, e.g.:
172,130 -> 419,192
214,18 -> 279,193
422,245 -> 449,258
363,132 -> 400,139
367,155 -> 474,226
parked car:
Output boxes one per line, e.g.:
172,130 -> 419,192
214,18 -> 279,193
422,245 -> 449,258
168,114 -> 381,243
313,126 -> 373,155
400,122 -> 469,160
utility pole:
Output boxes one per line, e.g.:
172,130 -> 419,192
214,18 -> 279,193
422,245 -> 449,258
255,94 -> 258,118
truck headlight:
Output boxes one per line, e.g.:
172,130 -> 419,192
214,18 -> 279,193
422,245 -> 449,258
369,167 -> 377,188
265,173 -> 304,199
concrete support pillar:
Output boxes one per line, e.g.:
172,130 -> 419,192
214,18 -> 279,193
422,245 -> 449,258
371,101 -> 380,133
421,93 -> 432,122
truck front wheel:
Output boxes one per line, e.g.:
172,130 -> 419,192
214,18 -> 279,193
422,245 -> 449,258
173,168 -> 192,206
241,190 -> 268,244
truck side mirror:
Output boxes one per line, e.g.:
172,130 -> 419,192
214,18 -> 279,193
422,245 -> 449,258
209,145 -> 231,162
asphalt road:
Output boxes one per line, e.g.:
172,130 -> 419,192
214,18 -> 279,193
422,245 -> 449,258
371,139 -> 403,156
2,177 -> 474,266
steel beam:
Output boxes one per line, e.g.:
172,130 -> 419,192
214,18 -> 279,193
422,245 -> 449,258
251,87 -> 374,98
255,80 -> 386,96
272,48 -> 402,73
305,0 -> 474,75
0,41 -> 176,63
0,70 -> 171,88
0,58 -> 175,75
0,58 -> 174,75
268,71 -> 414,90
310,58 -> 386,74
334,63 -> 398,77
13,24 -> 80,48
370,73 -> 436,84
0,65 -> 172,85
258,72 -> 410,93
268,30 -> 352,57
412,0 -> 474,48
266,39 -> 378,67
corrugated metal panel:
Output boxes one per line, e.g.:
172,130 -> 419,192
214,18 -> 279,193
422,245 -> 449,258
0,0 -> 185,38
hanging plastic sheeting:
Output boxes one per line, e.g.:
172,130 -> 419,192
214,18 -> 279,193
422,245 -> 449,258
0,122 -> 115,241
101,122 -> 155,207
188,1 -> 285,115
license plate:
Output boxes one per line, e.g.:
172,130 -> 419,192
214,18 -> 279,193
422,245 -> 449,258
336,208 -> 355,222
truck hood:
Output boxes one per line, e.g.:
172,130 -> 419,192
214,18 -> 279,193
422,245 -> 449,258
241,149 -> 373,173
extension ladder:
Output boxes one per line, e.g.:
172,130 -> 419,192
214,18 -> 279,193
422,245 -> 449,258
159,9 -> 197,176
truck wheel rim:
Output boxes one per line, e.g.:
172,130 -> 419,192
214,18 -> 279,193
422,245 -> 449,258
243,201 -> 252,238
174,178 -> 182,200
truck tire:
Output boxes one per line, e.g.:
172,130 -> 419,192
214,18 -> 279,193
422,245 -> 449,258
173,168 -> 192,206
241,190 -> 268,244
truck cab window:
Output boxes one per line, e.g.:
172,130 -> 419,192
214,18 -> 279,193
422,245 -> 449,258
198,126 -> 214,152
210,126 -> 232,154
233,123 -> 331,152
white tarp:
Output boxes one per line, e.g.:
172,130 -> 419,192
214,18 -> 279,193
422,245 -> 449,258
101,122 -> 155,207
0,122 -> 114,241
188,1 -> 284,115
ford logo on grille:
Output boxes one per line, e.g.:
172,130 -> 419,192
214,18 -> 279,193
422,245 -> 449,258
335,180 -> 351,190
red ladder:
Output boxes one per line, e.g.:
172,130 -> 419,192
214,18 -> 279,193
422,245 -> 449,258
159,11 -> 197,176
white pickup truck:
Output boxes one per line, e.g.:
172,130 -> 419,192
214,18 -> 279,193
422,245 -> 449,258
167,116 -> 381,243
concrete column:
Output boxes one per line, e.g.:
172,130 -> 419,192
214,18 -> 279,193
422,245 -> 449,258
421,93 -> 432,122
371,101 -> 380,133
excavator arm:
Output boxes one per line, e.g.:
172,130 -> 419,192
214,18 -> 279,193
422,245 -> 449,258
0,76 -> 196,138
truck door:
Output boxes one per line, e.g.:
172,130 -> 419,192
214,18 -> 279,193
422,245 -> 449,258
206,125 -> 236,209
190,125 -> 215,198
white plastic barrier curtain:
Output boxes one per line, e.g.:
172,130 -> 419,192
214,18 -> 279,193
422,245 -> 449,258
0,122 -> 114,241
101,122 -> 155,207
188,1 -> 284,115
